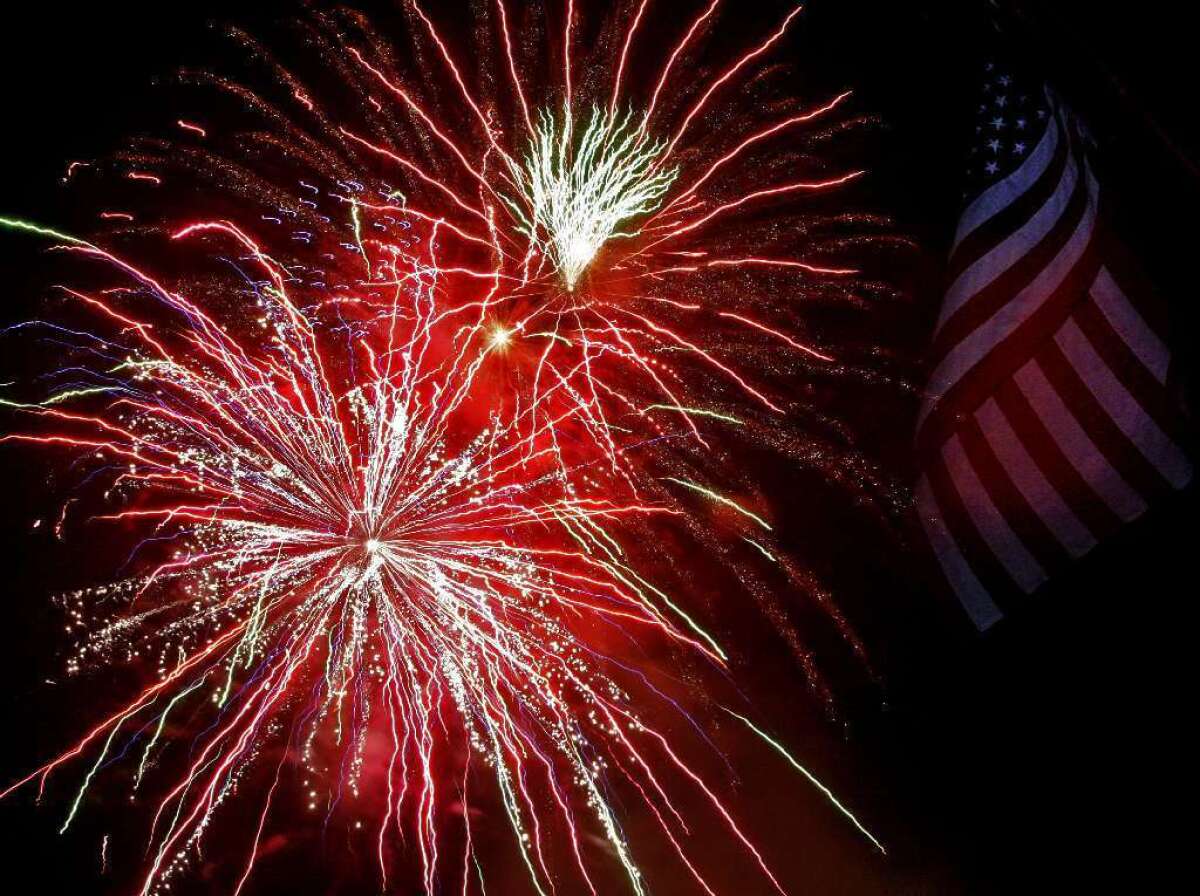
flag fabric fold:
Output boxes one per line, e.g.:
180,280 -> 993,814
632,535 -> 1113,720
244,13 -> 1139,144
915,59 -> 1191,630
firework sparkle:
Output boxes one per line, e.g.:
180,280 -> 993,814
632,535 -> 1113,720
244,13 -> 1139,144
0,0 -> 906,892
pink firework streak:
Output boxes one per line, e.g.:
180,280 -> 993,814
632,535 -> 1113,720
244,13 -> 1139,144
0,0 -> 904,893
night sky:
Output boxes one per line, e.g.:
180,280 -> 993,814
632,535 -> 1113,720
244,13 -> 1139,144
0,2 -> 1194,893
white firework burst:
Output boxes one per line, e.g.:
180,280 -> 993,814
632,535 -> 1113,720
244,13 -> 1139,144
505,106 -> 678,290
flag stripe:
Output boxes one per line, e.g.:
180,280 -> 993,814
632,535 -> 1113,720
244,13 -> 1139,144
1054,319 -> 1192,487
947,119 -> 1073,289
1013,359 -> 1148,521
952,91 -> 1061,252
1042,335 -> 1171,498
992,377 -> 1124,538
926,442 -> 1028,603
915,475 -> 1004,630
1089,266 -> 1170,384
942,433 -> 1048,592
938,112 -> 1082,349
918,162 -> 1099,434
939,131 -> 1080,333
958,413 -> 1074,577
974,397 -> 1096,557
1073,290 -> 1173,429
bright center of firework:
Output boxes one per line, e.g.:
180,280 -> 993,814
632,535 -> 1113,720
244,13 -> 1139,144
505,106 -> 678,290
364,537 -> 383,555
489,325 -> 513,349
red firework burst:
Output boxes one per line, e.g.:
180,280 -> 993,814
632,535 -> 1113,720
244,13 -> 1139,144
1,1 -> 902,893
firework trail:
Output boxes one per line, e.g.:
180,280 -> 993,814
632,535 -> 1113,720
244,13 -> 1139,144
0,0 -> 904,892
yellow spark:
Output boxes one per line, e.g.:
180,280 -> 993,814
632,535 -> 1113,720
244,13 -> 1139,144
665,477 -> 772,531
724,709 -> 887,856
645,404 -> 744,426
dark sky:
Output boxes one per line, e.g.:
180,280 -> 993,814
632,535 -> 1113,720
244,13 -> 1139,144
0,2 -> 1193,893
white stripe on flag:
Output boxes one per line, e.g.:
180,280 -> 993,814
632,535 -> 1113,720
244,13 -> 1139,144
915,475 -> 1004,630
1055,318 -> 1193,488
974,397 -> 1096,557
1089,267 -> 1170,384
943,433 -> 1048,593
1013,360 -> 1147,520
951,91 -> 1061,252
939,140 -> 1080,333
919,165 -> 1100,431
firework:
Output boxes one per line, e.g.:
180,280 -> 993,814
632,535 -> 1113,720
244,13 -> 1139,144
0,215 -> 790,894
327,0 -> 869,469
0,0 -> 900,892
503,105 -> 678,291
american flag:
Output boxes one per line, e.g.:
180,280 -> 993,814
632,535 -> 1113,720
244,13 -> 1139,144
915,59 -> 1192,630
